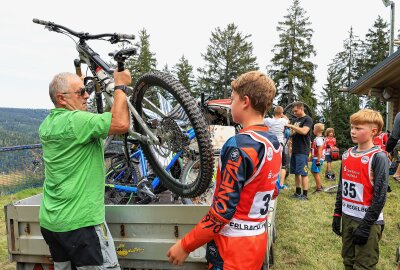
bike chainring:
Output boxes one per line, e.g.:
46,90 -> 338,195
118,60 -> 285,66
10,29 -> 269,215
136,179 -> 155,200
160,117 -> 190,153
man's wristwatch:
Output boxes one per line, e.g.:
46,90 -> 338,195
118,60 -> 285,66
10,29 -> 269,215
114,85 -> 128,95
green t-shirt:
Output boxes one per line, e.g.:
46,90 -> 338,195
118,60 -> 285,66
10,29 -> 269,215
39,108 -> 112,232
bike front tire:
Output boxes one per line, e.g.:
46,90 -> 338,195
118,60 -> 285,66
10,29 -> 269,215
132,71 -> 214,198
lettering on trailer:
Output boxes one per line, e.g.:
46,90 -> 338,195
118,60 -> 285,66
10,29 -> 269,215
116,244 -> 145,257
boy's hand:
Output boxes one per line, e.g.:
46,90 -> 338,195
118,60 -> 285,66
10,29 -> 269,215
332,216 -> 342,236
166,239 -> 189,266
316,161 -> 321,167
352,224 -> 371,245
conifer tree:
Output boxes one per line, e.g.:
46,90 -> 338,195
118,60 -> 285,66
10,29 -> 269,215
320,66 -> 341,128
126,28 -> 157,83
321,27 -> 362,151
358,16 -> 389,115
197,23 -> 258,99
173,55 -> 198,97
268,0 -> 317,110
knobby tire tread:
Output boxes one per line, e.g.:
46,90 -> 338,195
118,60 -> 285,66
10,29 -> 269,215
132,71 -> 214,198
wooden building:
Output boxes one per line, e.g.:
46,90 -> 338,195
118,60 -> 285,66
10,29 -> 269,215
348,49 -> 400,130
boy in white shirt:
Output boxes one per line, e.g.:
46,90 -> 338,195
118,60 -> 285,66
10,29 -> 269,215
264,106 -> 289,188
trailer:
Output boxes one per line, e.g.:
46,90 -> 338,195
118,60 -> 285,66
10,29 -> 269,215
5,194 -> 277,270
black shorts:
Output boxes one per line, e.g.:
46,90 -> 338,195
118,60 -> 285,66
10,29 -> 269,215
41,223 -> 120,269
325,154 -> 332,162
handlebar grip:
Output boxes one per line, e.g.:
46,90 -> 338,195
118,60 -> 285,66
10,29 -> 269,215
117,33 -> 135,40
117,62 -> 125,72
74,59 -> 82,77
33,18 -> 51,26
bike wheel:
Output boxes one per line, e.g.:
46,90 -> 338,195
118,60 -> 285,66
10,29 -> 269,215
132,71 -> 214,198
179,158 -> 216,204
104,154 -> 141,205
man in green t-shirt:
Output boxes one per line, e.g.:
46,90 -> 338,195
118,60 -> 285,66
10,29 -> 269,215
39,69 -> 131,270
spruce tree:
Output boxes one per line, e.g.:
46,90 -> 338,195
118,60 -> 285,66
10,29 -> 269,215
268,0 -> 317,110
197,23 -> 258,99
330,27 -> 363,88
358,16 -> 389,116
321,27 -> 362,152
320,66 -> 341,128
173,55 -> 198,97
126,28 -> 157,83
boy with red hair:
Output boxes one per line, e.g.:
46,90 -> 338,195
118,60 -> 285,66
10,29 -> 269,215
332,109 -> 389,269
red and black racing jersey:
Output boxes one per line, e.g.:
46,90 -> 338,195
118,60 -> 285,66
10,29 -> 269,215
181,125 -> 282,269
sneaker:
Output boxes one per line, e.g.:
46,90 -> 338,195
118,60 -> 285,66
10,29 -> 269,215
315,186 -> 324,192
280,184 -> 289,190
298,194 -> 309,200
290,193 -> 302,199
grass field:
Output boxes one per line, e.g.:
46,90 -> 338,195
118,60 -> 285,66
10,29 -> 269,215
0,162 -> 398,269
274,161 -> 400,270
0,188 -> 42,270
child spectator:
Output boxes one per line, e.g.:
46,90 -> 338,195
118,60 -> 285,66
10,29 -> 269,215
167,71 -> 282,269
264,106 -> 290,189
311,123 -> 325,192
324,128 -> 337,180
373,130 -> 388,150
332,109 -> 389,270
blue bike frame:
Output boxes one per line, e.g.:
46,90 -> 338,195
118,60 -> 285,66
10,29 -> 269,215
105,127 -> 196,193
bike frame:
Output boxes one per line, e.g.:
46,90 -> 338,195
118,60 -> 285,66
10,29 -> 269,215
105,127 -> 195,194
76,42 -> 162,145
33,19 -> 215,199
105,148 -> 152,193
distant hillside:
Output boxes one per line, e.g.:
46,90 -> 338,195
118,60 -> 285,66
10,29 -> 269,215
0,108 -> 49,147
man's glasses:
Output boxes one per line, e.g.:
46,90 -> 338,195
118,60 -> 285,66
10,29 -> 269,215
61,87 -> 87,97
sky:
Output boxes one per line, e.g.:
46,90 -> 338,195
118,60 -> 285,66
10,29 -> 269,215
0,0 -> 397,109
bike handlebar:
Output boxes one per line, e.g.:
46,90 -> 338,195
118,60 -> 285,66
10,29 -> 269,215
32,18 -> 135,42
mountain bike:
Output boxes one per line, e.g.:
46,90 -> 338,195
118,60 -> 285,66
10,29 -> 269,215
104,140 -> 184,204
33,19 -> 214,198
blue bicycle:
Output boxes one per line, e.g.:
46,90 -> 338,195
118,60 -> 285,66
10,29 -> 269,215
104,141 -> 185,204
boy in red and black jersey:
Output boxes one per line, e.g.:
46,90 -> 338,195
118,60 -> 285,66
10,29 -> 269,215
167,71 -> 281,269
332,109 -> 389,270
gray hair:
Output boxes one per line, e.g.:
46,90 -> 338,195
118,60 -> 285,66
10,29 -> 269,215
49,72 -> 77,105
